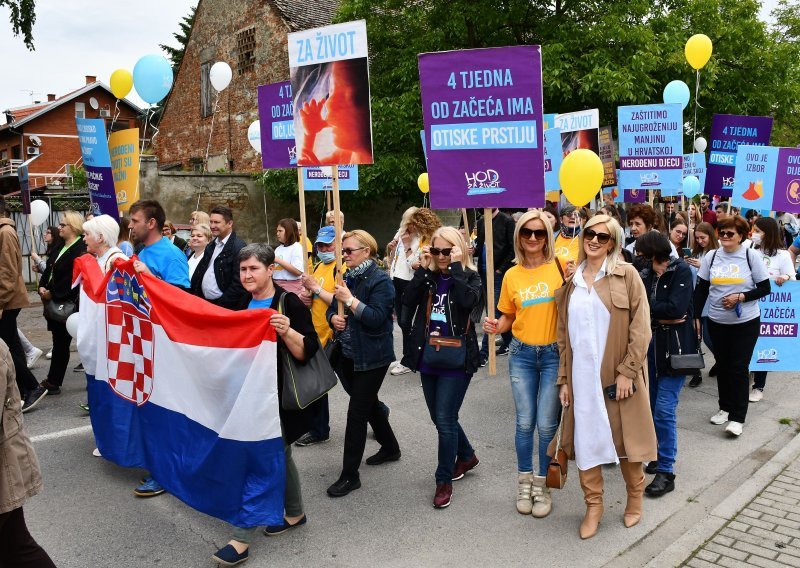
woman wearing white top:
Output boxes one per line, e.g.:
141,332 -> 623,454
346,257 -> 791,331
551,214 -> 656,539
272,218 -> 309,305
186,223 -> 211,279
748,217 -> 795,403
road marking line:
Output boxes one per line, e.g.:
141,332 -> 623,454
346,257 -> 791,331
30,424 -> 93,443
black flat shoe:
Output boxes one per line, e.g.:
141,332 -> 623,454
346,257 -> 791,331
365,448 -> 401,466
708,363 -> 718,377
645,472 -> 675,497
327,477 -> 361,497
644,461 -> 659,475
689,375 -> 702,388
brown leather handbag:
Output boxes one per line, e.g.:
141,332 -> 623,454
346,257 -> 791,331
546,411 -> 568,489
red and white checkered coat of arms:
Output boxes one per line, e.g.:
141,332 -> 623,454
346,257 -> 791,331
105,268 -> 154,406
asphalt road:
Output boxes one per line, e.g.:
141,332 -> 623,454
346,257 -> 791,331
16,301 -> 800,568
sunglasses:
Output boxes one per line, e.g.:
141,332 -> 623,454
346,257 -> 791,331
718,230 -> 738,239
429,247 -> 453,257
519,227 -> 548,241
342,246 -> 367,256
584,228 -> 612,244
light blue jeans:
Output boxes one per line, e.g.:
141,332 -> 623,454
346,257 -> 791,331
508,339 -> 561,475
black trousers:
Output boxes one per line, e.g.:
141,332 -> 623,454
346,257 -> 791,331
0,308 -> 39,393
392,277 -> 410,324
0,507 -> 56,567
46,320 -> 72,387
337,357 -> 399,480
708,317 -> 760,423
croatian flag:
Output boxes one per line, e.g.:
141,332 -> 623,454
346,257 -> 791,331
74,255 -> 285,527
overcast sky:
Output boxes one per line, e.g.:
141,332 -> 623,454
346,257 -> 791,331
0,0 -> 196,121
0,0 -> 782,123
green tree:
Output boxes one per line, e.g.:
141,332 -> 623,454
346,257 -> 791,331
2,0 -> 36,50
259,0 -> 800,208
152,5 -> 196,126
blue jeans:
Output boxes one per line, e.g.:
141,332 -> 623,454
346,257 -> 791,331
508,339 -> 561,475
308,395 -> 330,439
421,373 -> 475,484
479,269 -> 511,356
647,340 -> 684,473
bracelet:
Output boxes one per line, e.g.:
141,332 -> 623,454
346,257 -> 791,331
316,286 -> 322,295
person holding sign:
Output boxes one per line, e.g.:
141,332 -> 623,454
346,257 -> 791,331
400,227 -> 482,509
748,218 -> 795,403
551,215 -> 656,539
693,216 -> 771,437
483,211 -> 565,518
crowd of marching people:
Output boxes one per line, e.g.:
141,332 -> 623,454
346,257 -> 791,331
1,192 -> 798,565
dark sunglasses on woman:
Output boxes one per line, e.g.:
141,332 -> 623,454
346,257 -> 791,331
519,227 -> 548,241
584,228 -> 612,244
429,247 -> 452,257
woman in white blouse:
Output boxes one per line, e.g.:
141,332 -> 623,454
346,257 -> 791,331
186,223 -> 211,279
274,218 -> 309,305
550,214 -> 656,539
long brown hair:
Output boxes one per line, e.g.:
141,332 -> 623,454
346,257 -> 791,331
277,218 -> 299,246
753,217 -> 784,257
692,222 -> 718,257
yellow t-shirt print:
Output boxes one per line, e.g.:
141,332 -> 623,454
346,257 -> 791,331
497,261 -> 563,346
554,233 -> 580,264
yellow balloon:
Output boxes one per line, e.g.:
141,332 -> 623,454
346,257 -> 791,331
418,172 -> 430,194
685,34 -> 713,70
559,149 -> 603,207
110,69 -> 134,99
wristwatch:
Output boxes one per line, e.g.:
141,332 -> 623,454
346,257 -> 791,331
345,297 -> 355,308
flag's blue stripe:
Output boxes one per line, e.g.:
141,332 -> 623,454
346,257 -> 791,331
87,374 -> 285,527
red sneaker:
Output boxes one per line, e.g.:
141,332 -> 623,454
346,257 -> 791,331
452,454 -> 479,481
433,483 -> 452,508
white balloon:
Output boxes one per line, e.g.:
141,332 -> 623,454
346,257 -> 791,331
247,120 -> 261,153
66,312 -> 80,338
209,62 -> 232,92
29,200 -> 50,225
694,137 -> 707,152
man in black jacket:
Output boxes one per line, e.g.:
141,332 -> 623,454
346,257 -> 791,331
474,208 -> 516,365
191,205 -> 247,309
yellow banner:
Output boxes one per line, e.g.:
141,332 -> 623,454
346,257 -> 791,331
108,128 -> 139,214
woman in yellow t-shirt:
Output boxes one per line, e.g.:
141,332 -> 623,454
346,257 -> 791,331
483,210 -> 565,519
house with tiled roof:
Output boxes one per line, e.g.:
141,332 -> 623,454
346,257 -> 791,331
0,76 -> 143,195
154,0 -> 338,173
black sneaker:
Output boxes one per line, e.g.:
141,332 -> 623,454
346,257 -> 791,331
22,386 -> 48,413
645,472 -> 675,497
295,433 -> 330,447
688,375 -> 702,388
479,355 -> 488,367
708,363 -> 718,377
365,448 -> 401,466
496,346 -> 509,356
73,363 -> 84,372
644,461 -> 659,475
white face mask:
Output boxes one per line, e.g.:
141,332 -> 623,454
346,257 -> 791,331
750,233 -> 762,246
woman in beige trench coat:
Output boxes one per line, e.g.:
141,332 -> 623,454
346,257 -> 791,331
549,214 -> 657,539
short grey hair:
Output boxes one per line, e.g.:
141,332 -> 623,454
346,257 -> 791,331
238,243 -> 275,267
83,214 -> 120,247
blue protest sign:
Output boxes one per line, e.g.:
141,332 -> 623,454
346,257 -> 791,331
543,128 -> 562,193
302,165 -> 358,191
618,103 -> 683,194
76,118 -> 119,220
681,152 -> 706,197
750,281 -> 800,371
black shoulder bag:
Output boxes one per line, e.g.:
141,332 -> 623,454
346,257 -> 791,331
421,291 -> 470,369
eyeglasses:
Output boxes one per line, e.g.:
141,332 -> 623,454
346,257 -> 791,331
673,229 -> 687,236
584,228 -> 612,244
519,227 -> 548,241
58,223 -> 66,228
718,230 -> 738,239
429,247 -> 453,257
342,246 -> 367,256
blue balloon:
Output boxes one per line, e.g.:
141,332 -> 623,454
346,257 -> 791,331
133,55 -> 174,104
663,80 -> 691,110
682,175 -> 700,197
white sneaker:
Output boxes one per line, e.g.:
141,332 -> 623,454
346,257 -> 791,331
92,448 -> 102,457
710,410 -> 729,425
725,421 -> 743,436
26,347 -> 43,369
45,349 -> 52,359
749,388 -> 764,403
390,363 -> 412,376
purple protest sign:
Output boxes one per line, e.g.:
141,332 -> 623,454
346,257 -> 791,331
706,114 -> 772,197
418,45 -> 544,209
76,118 -> 119,220
257,82 -> 296,169
771,148 -> 800,213
624,189 -> 646,203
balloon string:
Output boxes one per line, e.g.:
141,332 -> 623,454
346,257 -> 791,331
263,188 -> 271,246
693,69 -> 700,149
205,91 -> 221,172
107,100 -> 121,142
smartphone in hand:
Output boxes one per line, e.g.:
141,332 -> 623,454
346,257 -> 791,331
604,383 -> 637,400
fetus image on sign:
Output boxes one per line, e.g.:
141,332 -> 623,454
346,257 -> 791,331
292,58 -> 373,166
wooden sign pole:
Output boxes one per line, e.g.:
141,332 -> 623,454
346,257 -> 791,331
326,190 -> 332,213
296,168 -> 309,275
484,208 -> 496,376
332,165 -> 344,317
461,208 -> 469,234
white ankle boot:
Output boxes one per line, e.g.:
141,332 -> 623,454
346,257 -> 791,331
516,473 -> 533,514
531,475 -> 552,518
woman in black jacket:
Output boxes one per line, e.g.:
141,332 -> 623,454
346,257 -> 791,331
400,227 -> 482,509
636,232 -> 695,497
212,243 -> 318,566
33,211 -> 87,398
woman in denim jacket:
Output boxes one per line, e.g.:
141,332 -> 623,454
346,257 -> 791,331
326,230 -> 400,498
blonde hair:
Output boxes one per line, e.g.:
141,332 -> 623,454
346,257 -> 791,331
513,210 -> 555,265
191,211 -> 210,226
61,210 -> 85,236
397,206 -> 418,236
326,210 -> 345,226
343,229 -> 378,258
430,226 -> 476,272
577,214 -> 626,273
191,223 -> 212,242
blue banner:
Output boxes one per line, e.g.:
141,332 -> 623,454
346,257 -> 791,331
543,127 -> 562,193
76,118 -> 120,220
302,165 -> 358,191
750,281 -> 800,371
618,103 -> 683,194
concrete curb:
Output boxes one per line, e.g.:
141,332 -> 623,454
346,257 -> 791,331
646,428 -> 800,568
